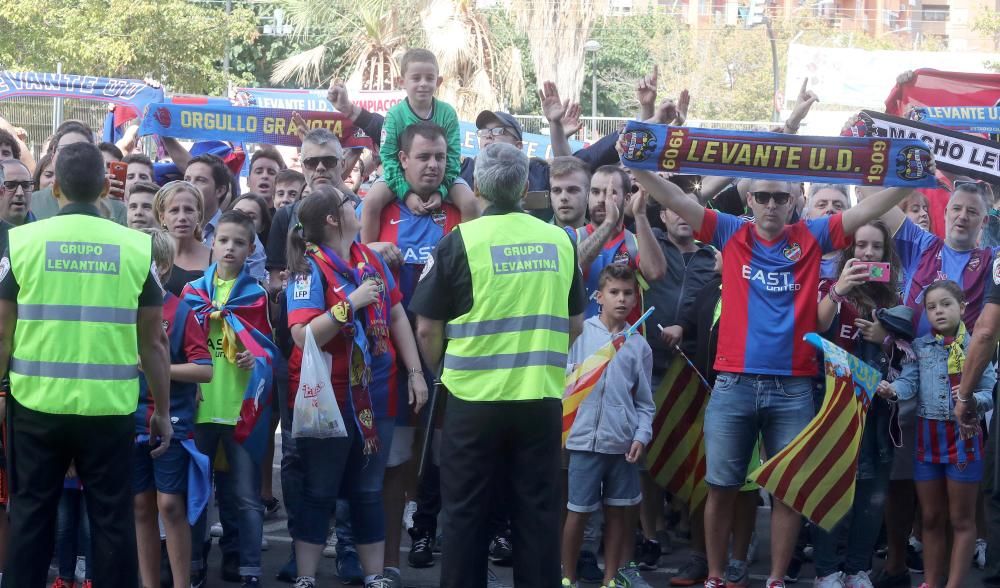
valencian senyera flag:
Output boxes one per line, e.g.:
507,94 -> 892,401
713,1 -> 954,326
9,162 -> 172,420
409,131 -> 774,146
749,333 -> 880,531
562,307 -> 655,446
647,352 -> 712,512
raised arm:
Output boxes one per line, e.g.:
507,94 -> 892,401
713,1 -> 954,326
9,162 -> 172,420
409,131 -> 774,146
540,81 -> 572,158
843,187 -> 913,236
631,189 -> 666,282
631,168 -> 706,233
636,66 -> 658,122
161,137 -> 192,171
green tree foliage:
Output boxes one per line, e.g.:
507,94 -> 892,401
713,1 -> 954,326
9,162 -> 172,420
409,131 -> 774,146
230,3 -> 316,89
0,0 -> 258,94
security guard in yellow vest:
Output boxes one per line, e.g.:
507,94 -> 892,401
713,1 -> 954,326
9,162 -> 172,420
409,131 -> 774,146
411,143 -> 586,588
0,142 -> 172,588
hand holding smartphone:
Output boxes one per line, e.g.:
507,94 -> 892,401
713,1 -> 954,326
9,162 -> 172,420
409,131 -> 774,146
854,261 -> 890,282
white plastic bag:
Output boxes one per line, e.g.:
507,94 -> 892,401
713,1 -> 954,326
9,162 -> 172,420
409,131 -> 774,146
292,326 -> 348,439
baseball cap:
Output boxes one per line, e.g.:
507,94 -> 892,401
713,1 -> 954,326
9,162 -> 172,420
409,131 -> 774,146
475,111 -> 523,142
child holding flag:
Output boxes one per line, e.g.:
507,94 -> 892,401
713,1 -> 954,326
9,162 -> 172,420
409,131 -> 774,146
182,210 -> 278,588
561,265 -> 654,588
878,279 -> 995,588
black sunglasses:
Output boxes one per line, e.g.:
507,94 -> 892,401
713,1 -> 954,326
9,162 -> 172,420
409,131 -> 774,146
954,180 -> 992,195
752,191 -> 792,206
301,155 -> 340,171
2,180 -> 34,192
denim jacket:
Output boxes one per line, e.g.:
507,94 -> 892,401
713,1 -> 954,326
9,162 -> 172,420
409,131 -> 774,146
891,333 -> 996,420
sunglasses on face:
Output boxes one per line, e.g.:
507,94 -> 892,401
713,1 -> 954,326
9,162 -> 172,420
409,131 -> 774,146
2,180 -> 34,192
476,127 -> 513,139
954,180 -> 993,196
301,155 -> 340,170
752,191 -> 792,206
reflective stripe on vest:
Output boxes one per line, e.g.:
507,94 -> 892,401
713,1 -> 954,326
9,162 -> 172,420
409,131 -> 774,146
8,214 -> 151,416
17,304 -> 137,324
441,213 -> 575,402
444,314 -> 569,339
10,358 -> 139,380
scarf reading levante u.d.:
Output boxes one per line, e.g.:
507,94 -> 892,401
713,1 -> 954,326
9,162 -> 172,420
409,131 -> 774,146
181,264 -> 278,464
618,120 -> 937,188
306,242 -> 390,454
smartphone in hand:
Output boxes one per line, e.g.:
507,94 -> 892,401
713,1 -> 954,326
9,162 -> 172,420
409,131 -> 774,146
854,261 -> 890,282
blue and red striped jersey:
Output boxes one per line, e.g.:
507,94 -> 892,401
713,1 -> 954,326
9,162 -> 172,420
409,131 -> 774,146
569,224 -> 643,325
894,218 -> 997,337
357,199 -> 460,307
286,249 -> 402,419
694,209 -> 851,376
135,292 -> 212,438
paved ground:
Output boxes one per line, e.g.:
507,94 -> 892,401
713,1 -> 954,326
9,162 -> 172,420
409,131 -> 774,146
50,432 -> 989,587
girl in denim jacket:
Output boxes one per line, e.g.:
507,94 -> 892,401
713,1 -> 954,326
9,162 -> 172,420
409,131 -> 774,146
879,279 -> 995,588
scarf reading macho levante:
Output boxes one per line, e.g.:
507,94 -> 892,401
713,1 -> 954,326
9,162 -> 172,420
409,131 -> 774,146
182,265 -> 278,463
618,121 -> 937,188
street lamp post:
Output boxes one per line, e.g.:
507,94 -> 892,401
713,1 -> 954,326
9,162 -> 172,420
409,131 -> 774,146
584,40 -> 601,139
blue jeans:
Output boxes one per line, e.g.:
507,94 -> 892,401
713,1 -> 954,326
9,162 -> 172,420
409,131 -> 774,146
294,417 -> 394,545
278,359 -> 303,542
812,464 -> 891,576
55,487 -> 91,581
703,373 -> 815,488
191,424 -> 264,577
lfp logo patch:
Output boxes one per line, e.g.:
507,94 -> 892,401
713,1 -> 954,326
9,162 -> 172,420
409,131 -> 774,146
620,129 -> 657,163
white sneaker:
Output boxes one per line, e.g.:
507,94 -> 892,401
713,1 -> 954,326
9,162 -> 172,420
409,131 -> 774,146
403,500 -> 417,530
322,529 -> 337,558
814,571 -> 846,588
261,536 -> 270,551
210,522 -> 223,538
844,570 -> 874,588
975,538 -> 988,569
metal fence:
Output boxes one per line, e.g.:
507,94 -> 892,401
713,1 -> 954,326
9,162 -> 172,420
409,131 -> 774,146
513,115 -> 773,142
0,97 -> 108,161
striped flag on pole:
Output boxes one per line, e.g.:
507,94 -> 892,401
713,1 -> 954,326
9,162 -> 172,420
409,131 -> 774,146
562,307 -> 655,447
647,355 -> 711,512
748,333 -> 880,531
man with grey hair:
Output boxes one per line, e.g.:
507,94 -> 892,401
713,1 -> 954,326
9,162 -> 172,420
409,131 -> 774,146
804,183 -> 852,278
411,142 -> 586,588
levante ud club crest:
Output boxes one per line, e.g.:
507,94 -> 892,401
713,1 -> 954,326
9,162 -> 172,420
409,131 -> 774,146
783,242 -> 802,262
896,146 -> 932,182
620,129 -> 658,163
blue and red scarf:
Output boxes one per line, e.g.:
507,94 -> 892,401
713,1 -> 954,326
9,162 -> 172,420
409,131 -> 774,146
181,264 -> 278,463
307,242 -> 390,454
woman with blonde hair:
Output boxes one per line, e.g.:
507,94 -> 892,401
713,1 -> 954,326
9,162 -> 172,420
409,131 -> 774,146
153,180 -> 212,295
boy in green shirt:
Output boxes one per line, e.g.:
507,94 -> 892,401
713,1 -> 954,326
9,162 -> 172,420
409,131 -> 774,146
183,210 -> 275,587
359,48 -> 478,243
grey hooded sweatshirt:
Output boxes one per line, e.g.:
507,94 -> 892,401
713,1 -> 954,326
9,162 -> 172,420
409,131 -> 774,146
564,316 -> 655,455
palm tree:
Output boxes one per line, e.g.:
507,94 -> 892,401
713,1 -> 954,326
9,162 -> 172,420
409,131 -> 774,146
421,0 -> 525,117
271,0 -> 522,118
271,0 -> 418,89
509,0 -> 596,104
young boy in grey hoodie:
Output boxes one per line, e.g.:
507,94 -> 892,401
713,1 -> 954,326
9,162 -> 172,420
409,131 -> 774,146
561,264 -> 655,588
